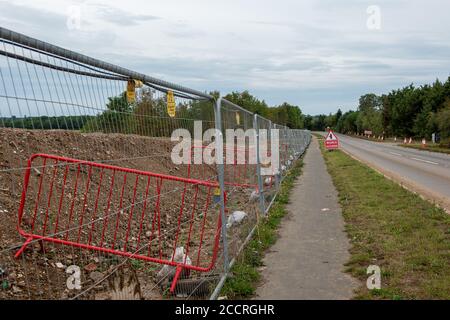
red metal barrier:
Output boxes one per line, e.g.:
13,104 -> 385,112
15,154 -> 224,292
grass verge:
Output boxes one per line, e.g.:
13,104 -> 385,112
220,158 -> 305,299
316,134 -> 450,299
399,143 -> 450,155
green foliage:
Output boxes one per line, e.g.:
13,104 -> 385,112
81,88 -> 212,136
305,114 -> 327,131
79,89 -> 306,136
224,91 -> 305,129
3,89 -> 306,135
224,91 -> 270,116
0,115 -> 95,130
320,142 -> 450,299
131,259 -> 144,270
306,76 -> 450,140
82,91 -> 135,134
436,100 -> 450,144
271,102 -> 305,128
336,110 -> 359,134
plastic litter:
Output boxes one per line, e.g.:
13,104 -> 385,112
156,247 -> 192,284
226,211 -> 247,228
249,190 -> 259,202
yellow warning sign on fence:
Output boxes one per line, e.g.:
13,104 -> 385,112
167,90 -> 176,117
126,80 -> 135,103
126,80 -> 143,103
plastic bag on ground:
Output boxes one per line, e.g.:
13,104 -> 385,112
156,247 -> 192,285
226,211 -> 247,228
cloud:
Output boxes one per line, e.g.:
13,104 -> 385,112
93,4 -> 160,26
1,0 -> 450,114
0,1 -> 67,32
0,1 -> 120,55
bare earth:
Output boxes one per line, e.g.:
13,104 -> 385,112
255,137 -> 359,299
0,128 -> 255,300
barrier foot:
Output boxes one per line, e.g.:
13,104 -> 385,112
169,266 -> 183,294
14,237 -> 33,258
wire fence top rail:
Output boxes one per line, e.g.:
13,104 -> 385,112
0,27 -> 212,100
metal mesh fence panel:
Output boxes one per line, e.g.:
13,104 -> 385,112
0,27 -> 310,300
217,100 -> 260,279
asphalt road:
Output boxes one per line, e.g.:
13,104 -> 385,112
325,133 -> 450,212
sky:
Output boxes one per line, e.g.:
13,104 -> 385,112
1,0 -> 450,115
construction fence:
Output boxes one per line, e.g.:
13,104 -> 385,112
0,27 -> 311,300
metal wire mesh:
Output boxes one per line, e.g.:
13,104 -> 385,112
0,27 -> 310,300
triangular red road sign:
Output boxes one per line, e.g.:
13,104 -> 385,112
326,131 -> 337,141
325,130 -> 339,149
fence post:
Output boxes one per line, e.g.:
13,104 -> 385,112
214,95 -> 229,273
271,122 -> 281,189
254,114 -> 266,216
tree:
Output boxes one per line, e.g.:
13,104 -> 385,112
304,77 -> 450,140
357,93 -> 383,135
274,102 -> 304,128
335,108 -> 342,123
224,91 -> 270,116
224,91 -> 305,129
359,93 -> 381,113
436,100 -> 450,144
304,115 -> 313,130
82,91 -> 136,134
336,110 -> 359,134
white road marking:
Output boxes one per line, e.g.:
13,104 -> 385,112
410,157 -> 439,165
389,152 -> 402,156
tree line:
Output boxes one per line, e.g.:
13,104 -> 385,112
81,89 -> 306,135
224,91 -> 305,129
305,77 -> 450,145
1,89 -> 306,134
5,78 -> 449,146
0,115 -> 94,130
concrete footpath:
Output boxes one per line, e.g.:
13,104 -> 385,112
255,136 -> 359,299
